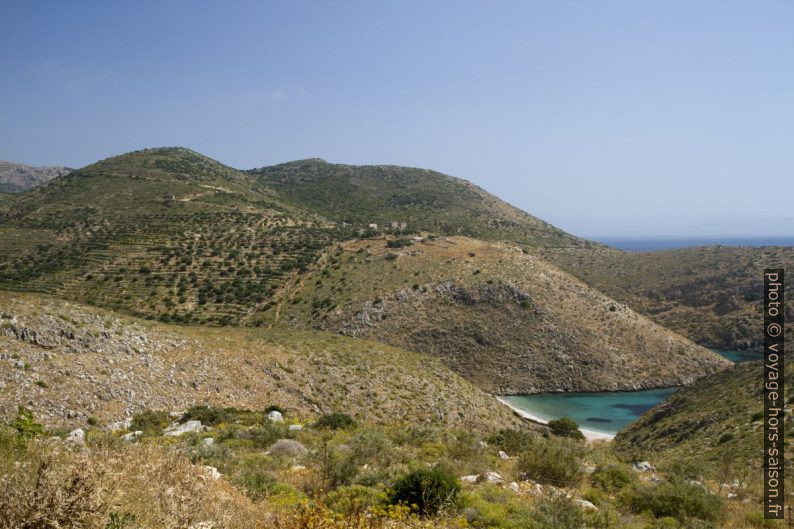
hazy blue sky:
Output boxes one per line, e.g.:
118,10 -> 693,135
2,1 -> 792,237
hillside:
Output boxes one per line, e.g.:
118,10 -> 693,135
0,148 -> 345,325
615,360 -> 793,482
0,160 -> 70,193
0,290 -> 522,431
250,159 -> 593,248
262,235 -> 729,394
541,245 -> 794,351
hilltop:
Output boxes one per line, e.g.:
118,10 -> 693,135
250,158 -> 592,248
541,245 -> 794,351
0,160 -> 71,193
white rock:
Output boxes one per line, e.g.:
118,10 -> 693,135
650,474 -> 662,483
460,474 -> 479,483
634,461 -> 655,472
728,493 -> 737,499
122,430 -> 143,442
485,471 -> 503,484
202,437 -> 215,446
66,428 -> 85,445
267,410 -> 283,422
203,466 -> 221,480
508,481 -> 520,493
574,499 -> 598,511
288,424 -> 303,431
108,417 -> 132,432
163,420 -> 205,437
498,450 -> 509,460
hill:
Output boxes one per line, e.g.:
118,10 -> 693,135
0,148 -> 345,325
250,159 -> 593,248
615,360 -> 793,483
0,290 -> 522,430
0,160 -> 70,193
262,235 -> 729,393
541,245 -> 794,351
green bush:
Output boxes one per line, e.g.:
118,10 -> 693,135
390,466 -> 460,516
180,405 -> 241,426
622,481 -> 723,523
516,438 -> 583,487
314,412 -> 356,430
11,407 -> 44,439
547,417 -> 585,440
130,410 -> 169,435
487,428 -> 535,455
591,464 -> 633,492
386,239 -> 412,248
325,485 -> 387,515
532,494 -> 585,529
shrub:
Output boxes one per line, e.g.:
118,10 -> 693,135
268,439 -> 307,457
314,412 -> 356,430
591,464 -> 633,492
390,466 -> 460,516
532,494 -> 586,529
130,410 -> 169,435
325,485 -> 387,515
180,405 -> 240,426
622,481 -> 723,523
487,428 -> 535,455
11,407 -> 44,439
516,439 -> 583,487
547,417 -> 585,440
386,239 -> 412,248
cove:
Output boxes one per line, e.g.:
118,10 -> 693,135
711,348 -> 763,363
501,388 -> 678,436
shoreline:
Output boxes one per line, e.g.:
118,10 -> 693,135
496,397 -> 615,442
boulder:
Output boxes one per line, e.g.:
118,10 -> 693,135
267,410 -> 283,422
108,417 -> 132,432
574,499 -> 598,511
202,437 -> 215,446
288,424 -> 303,431
498,450 -> 509,460
202,466 -> 221,480
267,439 -> 306,457
508,481 -> 520,493
122,430 -> 143,442
66,428 -> 85,445
633,461 -> 655,472
460,474 -> 479,483
163,420 -> 205,437
484,471 -> 503,484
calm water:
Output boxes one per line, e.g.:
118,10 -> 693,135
503,349 -> 759,436
711,348 -> 763,363
502,388 -> 678,435
594,236 -> 794,252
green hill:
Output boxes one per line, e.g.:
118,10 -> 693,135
541,245 -> 794,351
250,158 -> 592,248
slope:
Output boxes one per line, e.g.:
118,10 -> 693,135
541,245 -> 794,351
0,290 -> 523,431
261,234 -> 730,394
615,360 -> 793,481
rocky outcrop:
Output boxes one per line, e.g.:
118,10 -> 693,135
0,160 -> 70,193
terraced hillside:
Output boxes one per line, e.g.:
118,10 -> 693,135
0,290 -> 523,430
541,245 -> 794,351
263,235 -> 729,393
250,158 -> 593,248
615,360 -> 794,482
0,148 -> 345,324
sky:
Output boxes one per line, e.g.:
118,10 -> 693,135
1,1 -> 793,238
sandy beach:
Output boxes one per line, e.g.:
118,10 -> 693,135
497,397 -> 615,442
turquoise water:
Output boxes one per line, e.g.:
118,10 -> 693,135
711,348 -> 763,363
502,387 -> 678,435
